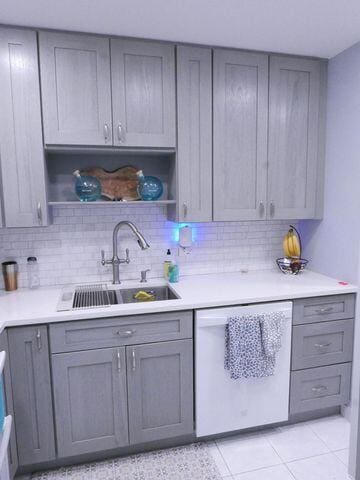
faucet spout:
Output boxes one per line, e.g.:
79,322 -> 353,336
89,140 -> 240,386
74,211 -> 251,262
108,221 -> 150,284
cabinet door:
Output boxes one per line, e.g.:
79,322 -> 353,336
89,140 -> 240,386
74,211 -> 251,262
8,326 -> 55,466
176,46 -> 212,222
0,332 -> 18,478
52,348 -> 128,457
213,50 -> 268,221
127,340 -> 193,444
111,39 -> 176,147
268,56 -> 321,219
39,32 -> 112,146
0,28 -> 48,227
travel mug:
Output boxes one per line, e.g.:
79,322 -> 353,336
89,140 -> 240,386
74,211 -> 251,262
2,261 -> 18,291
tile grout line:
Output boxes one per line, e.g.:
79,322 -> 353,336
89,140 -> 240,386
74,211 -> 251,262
306,416 -> 350,452
211,440 -> 233,477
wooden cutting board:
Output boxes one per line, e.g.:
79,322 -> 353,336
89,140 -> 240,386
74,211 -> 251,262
81,166 -> 140,201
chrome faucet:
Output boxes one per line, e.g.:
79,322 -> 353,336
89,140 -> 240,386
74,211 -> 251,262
101,221 -> 150,284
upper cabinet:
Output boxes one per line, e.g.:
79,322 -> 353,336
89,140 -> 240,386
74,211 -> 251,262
39,32 -> 112,146
213,50 -> 269,221
176,46 -> 212,222
111,39 -> 176,147
0,28 -> 48,227
268,56 -> 322,219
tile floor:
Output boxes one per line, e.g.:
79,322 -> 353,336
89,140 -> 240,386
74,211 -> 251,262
207,415 -> 351,480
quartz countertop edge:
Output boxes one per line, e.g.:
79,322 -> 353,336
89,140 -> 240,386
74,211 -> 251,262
0,270 -> 357,333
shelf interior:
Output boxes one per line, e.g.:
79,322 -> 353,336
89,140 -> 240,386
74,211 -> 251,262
45,150 -> 176,204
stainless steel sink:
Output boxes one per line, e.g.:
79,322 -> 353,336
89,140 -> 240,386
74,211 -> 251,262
57,284 -> 179,311
120,286 -> 178,304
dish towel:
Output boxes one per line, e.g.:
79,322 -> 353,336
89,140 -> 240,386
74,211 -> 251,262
224,312 -> 285,379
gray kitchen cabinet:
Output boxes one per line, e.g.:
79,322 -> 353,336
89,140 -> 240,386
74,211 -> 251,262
293,294 -> 356,325
213,50 -> 268,221
268,56 -> 322,219
176,46 -> 212,222
0,331 -> 18,478
0,28 -> 48,227
39,31 -> 112,146
290,363 -> 351,414
52,347 -> 129,457
111,39 -> 176,147
8,326 -> 55,466
127,340 -> 193,444
49,311 -> 192,353
292,319 -> 354,370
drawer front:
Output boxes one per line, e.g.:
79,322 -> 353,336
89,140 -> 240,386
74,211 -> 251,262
292,319 -> 354,370
290,363 -> 351,414
293,294 -> 356,325
50,311 -> 193,353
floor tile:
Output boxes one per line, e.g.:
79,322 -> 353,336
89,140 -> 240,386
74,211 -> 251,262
307,415 -> 350,451
216,432 -> 282,475
232,464 -> 295,479
334,449 -> 349,466
265,423 -> 329,462
286,453 -> 350,480
207,441 -> 232,477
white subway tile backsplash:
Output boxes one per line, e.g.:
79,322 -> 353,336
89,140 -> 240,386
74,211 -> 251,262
0,205 -> 295,288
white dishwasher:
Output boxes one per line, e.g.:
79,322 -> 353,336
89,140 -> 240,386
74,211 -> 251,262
195,301 -> 292,437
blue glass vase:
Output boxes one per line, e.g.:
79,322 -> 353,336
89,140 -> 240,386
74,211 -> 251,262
136,170 -> 163,201
73,170 -> 102,202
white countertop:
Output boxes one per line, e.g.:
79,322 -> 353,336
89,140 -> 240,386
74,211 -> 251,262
0,270 -> 357,332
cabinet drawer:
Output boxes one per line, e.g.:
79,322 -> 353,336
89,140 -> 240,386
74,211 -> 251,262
50,311 -> 193,353
292,319 -> 354,370
290,363 -> 351,414
293,294 -> 355,325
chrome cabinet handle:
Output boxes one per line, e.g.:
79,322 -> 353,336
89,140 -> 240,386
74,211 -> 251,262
103,123 -> 110,141
36,329 -> 42,351
115,330 -> 135,337
131,349 -> 136,371
116,350 -> 121,372
259,201 -> 265,217
37,202 -> 42,225
315,307 -> 334,314
269,201 -> 275,218
314,342 -> 332,349
117,123 -> 124,143
311,385 -> 327,394
183,203 -> 188,218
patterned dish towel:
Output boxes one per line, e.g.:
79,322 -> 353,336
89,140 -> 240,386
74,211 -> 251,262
224,312 -> 285,379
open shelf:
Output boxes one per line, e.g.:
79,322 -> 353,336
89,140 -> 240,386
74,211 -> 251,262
48,200 -> 176,206
45,148 -> 177,206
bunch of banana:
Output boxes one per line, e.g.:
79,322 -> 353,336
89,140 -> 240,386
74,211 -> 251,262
283,225 -> 301,258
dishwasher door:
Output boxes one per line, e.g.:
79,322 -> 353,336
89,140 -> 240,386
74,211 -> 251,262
195,301 -> 292,437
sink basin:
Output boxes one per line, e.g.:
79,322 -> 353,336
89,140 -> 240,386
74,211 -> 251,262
119,286 -> 179,304
57,283 -> 179,311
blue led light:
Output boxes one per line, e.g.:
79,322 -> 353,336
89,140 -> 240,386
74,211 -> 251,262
172,223 -> 198,243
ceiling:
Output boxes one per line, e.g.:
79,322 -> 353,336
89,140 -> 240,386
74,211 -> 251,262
1,0 -> 360,58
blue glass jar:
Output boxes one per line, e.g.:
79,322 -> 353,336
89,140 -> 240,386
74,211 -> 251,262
136,170 -> 163,201
73,170 -> 101,202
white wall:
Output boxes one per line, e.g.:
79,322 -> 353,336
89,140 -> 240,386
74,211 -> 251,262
301,41 -> 360,478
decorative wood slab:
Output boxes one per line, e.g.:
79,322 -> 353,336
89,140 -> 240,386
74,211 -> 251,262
81,166 -> 140,201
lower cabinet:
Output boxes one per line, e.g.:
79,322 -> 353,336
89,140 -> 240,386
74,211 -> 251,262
8,326 -> 56,466
51,340 -> 194,457
0,331 -> 18,478
52,348 -> 129,457
127,340 -> 193,444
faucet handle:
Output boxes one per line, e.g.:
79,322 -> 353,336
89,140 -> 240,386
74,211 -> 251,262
125,248 -> 130,264
140,269 -> 150,283
101,249 -> 106,266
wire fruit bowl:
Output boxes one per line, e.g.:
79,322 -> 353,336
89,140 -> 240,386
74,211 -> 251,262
277,257 -> 308,275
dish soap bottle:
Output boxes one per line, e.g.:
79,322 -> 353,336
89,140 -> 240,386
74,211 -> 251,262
163,249 -> 173,279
